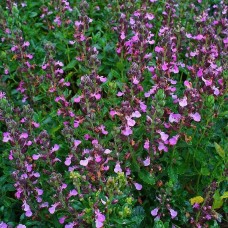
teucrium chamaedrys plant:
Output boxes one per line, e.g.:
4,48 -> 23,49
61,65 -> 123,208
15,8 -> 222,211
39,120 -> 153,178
0,0 -> 227,227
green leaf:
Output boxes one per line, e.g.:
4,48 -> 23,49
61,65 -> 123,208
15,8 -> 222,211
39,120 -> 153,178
138,169 -> 155,185
221,191 -> 228,199
200,167 -> 210,176
212,190 -> 223,209
214,142 -> 225,159
63,60 -> 77,70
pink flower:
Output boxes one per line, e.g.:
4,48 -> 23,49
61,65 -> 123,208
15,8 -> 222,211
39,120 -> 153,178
143,157 -> 150,166
100,125 -> 108,135
35,188 -> 43,196
159,132 -> 169,141
22,41 -> 30,47
171,65 -> 179,74
162,62 -> 168,71
155,46 -> 164,53
74,140 -> 81,147
169,208 -> 178,219
139,101 -> 147,112
49,202 -> 60,214
196,68 -> 203,78
20,133 -> 28,139
117,91 -> 124,97
74,96 -> 81,103
25,210 -> 32,217
104,149 -> 112,154
151,208 -> 159,216
145,13 -> 154,20
169,135 -> 179,146
95,210 -> 106,228
80,157 -> 92,166
0,222 -> 7,228
126,116 -> 136,127
122,126 -> 132,136
179,96 -> 188,107
51,144 -> 60,152
65,155 -> 73,166
132,76 -> 139,84
114,162 -> 122,173
134,182 -> 142,190
189,112 -> 201,122
17,224 -> 26,228
32,154 -> 41,160
144,139 -> 150,150
3,132 -> 12,142
59,216 -> 67,224
158,142 -> 168,152
131,111 -> 141,118
69,189 -> 78,197
169,113 -> 181,123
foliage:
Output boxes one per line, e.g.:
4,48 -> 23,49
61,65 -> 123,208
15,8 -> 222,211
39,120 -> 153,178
0,0 -> 227,227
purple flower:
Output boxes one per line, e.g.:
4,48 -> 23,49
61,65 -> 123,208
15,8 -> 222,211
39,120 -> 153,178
20,133 -> 28,139
95,210 -> 106,228
58,216 -> 67,224
80,157 -> 92,167
3,132 -> 12,142
122,126 -> 132,136
169,208 -> 178,219
17,224 -> 26,228
151,208 -> 159,216
114,162 -> 122,173
179,96 -> 188,107
143,157 -> 150,166
169,135 -> 179,146
69,189 -> 78,197
0,222 -> 8,228
169,113 -> 181,123
126,116 -> 136,127
49,202 -> 60,214
144,139 -> 150,150
134,182 -> 142,190
159,131 -> 169,141
51,144 -> 60,152
65,155 -> 73,166
35,188 -> 43,196
189,112 -> 201,122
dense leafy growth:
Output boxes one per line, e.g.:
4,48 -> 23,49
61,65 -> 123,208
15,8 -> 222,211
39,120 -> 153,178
0,0 -> 227,227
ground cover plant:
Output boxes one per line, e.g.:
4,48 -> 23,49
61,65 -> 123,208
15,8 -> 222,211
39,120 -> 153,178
0,0 -> 227,227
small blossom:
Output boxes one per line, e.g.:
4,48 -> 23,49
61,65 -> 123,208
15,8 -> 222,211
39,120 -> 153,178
179,96 -> 188,107
151,208 -> 159,216
80,157 -> 92,166
134,183 -> 142,190
159,131 -> 169,141
59,216 -> 67,224
189,112 -> 201,122
20,132 -> 29,139
122,126 -> 132,136
143,157 -> 150,166
17,225 -> 26,228
169,135 -> 179,146
49,202 -> 60,214
95,210 -> 106,228
3,132 -> 12,142
144,139 -> 150,150
169,208 -> 178,219
114,162 -> 122,173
